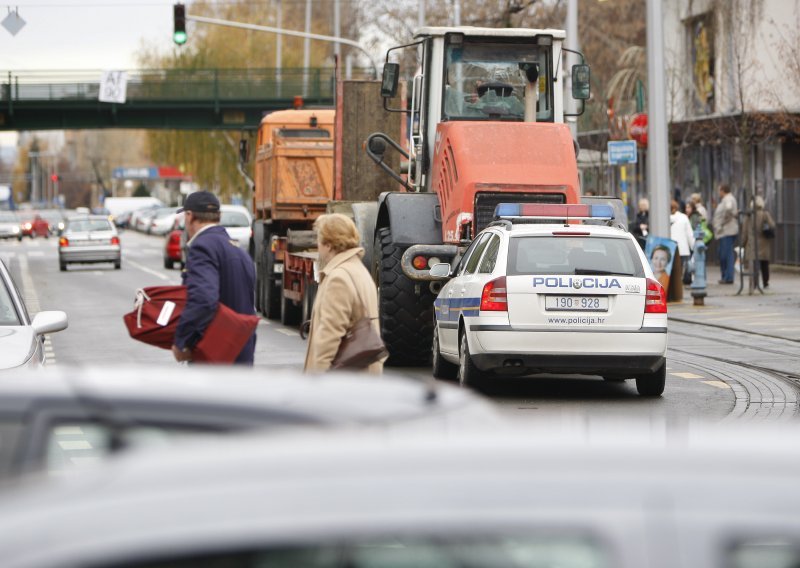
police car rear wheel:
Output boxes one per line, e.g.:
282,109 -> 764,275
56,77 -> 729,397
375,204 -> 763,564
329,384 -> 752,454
458,331 -> 484,390
635,361 -> 666,397
432,325 -> 457,380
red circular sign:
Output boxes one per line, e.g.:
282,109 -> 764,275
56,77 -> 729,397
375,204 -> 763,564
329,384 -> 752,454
628,113 -> 648,147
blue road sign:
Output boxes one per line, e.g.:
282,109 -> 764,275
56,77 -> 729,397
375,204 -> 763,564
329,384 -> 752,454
608,140 -> 638,165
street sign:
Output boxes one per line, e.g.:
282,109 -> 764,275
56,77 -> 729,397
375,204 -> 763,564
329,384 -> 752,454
99,71 -> 128,104
607,140 -> 638,165
1,10 -> 26,36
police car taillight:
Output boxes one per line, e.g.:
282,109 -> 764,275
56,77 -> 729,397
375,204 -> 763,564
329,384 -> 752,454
644,278 -> 667,313
480,277 -> 507,312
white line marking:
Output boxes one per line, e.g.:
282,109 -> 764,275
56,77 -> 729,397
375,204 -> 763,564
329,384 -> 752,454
27,251 -> 44,257
702,380 -> 730,389
126,259 -> 170,281
275,328 -> 298,337
58,440 -> 93,450
54,426 -> 84,435
69,457 -> 102,466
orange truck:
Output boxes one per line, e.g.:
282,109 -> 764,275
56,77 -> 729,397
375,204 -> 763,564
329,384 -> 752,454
251,26 -> 591,366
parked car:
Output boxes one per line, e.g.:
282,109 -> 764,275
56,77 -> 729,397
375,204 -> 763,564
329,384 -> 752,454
163,213 -> 184,270
0,259 -> 67,369
148,207 -> 179,236
0,423 -> 796,568
58,215 -> 121,271
0,367 -> 499,479
129,205 -> 161,233
37,209 -> 66,235
135,207 -> 161,233
220,204 -> 253,250
18,213 -> 50,238
0,211 -> 21,240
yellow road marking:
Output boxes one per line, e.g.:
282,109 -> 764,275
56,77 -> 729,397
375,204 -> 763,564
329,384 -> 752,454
671,372 -> 704,379
702,380 -> 730,389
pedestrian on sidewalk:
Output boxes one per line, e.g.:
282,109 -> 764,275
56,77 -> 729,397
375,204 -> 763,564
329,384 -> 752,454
670,199 -> 695,283
172,191 -> 257,365
690,192 -> 708,220
712,184 -> 739,284
741,195 -> 776,288
304,213 -> 383,374
630,198 -> 650,250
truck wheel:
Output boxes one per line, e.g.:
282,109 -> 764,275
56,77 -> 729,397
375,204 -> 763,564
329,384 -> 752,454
281,295 -> 301,326
261,245 -> 280,319
374,227 -> 435,366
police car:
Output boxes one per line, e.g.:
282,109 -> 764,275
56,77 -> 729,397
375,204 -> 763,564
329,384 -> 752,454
430,203 -> 668,396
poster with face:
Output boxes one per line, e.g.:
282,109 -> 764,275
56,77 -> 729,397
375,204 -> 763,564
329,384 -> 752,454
644,236 -> 678,293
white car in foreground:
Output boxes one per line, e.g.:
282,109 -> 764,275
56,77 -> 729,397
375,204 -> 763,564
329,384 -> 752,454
431,203 -> 668,396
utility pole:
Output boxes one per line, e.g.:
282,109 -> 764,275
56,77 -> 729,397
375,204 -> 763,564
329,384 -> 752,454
646,0 -> 671,238
303,0 -> 312,96
418,0 -> 425,28
565,0 -> 579,139
276,0 -> 282,97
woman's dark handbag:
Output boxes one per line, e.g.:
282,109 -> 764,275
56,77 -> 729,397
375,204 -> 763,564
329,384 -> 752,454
762,221 -> 775,239
331,316 -> 388,369
330,270 -> 388,370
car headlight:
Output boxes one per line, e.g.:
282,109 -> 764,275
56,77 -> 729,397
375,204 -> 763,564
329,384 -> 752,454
12,226 -> 19,234
24,223 -> 32,230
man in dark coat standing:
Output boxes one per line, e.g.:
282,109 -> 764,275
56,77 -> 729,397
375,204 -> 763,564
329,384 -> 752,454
172,191 -> 257,365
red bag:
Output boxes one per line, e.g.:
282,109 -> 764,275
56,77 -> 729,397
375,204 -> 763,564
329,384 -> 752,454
123,286 -> 258,363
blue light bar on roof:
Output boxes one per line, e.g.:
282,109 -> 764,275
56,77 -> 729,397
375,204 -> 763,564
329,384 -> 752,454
493,203 -> 615,220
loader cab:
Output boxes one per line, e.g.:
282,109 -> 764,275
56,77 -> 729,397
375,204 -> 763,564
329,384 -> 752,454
382,27 -> 588,192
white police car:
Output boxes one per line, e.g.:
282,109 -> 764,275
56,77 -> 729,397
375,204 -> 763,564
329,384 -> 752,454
430,203 -> 668,396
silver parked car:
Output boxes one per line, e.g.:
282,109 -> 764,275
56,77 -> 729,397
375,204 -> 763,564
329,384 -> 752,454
0,211 -> 21,240
0,259 -> 67,369
58,215 -> 122,271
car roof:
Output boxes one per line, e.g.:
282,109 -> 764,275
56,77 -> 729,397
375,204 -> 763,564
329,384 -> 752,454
484,222 -> 633,239
0,424 -> 799,567
0,366 -> 494,427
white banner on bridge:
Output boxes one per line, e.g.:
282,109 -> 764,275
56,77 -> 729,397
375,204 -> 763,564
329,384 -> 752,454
99,71 -> 128,104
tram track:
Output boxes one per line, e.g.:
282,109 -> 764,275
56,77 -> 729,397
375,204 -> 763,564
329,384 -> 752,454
668,319 -> 800,421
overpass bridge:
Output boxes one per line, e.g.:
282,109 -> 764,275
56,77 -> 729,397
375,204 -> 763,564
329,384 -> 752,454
0,68 -> 341,131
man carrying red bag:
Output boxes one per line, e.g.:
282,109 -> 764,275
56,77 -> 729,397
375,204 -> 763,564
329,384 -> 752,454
172,191 -> 257,365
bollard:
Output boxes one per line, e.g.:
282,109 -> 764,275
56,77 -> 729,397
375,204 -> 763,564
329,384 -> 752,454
689,225 -> 707,306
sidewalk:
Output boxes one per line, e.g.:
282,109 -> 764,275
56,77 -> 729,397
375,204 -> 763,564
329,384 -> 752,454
668,265 -> 800,342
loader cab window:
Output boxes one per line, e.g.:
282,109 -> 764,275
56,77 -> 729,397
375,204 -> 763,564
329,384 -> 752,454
443,38 -> 553,123
276,128 -> 331,138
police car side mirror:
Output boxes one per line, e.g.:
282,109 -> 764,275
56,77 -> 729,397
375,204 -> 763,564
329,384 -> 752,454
429,263 -> 452,280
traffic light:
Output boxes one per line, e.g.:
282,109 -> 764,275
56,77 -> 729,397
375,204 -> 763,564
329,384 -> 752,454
50,174 -> 60,183
173,3 -> 187,45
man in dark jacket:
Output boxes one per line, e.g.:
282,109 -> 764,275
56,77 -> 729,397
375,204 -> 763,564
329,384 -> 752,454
172,191 -> 256,365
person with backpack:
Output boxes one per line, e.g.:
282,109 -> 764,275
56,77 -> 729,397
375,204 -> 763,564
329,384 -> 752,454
742,195 -> 776,288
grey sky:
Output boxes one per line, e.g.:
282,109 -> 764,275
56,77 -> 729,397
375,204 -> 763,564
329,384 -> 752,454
1,1 -> 174,70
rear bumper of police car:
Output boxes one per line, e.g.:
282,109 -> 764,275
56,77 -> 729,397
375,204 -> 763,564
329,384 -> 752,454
469,323 -> 667,377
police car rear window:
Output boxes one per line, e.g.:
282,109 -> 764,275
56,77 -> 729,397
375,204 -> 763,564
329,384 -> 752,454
507,236 -> 644,277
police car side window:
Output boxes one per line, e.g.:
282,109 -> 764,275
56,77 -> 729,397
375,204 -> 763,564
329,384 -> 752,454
464,233 -> 492,275
478,235 -> 501,274
456,233 -> 489,276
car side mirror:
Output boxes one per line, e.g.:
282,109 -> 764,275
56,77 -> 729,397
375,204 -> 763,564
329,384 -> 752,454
429,263 -> 452,280
31,311 -> 68,335
572,64 -> 591,100
381,63 -> 400,98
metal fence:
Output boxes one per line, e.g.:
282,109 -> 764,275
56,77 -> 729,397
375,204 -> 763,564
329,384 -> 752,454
775,179 -> 800,266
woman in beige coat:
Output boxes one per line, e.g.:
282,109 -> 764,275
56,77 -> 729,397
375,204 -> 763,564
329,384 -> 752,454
304,213 -> 384,374
742,196 -> 776,288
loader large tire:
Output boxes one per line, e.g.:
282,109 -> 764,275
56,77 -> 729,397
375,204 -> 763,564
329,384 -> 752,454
374,227 -> 435,366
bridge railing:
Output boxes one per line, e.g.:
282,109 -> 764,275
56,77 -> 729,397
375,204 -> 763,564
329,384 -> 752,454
0,68 -> 372,104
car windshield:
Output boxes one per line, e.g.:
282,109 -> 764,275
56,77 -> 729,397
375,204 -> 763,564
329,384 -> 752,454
68,219 -> 113,232
443,38 -> 552,122
221,211 -> 250,228
0,277 -> 21,325
508,236 -> 645,277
